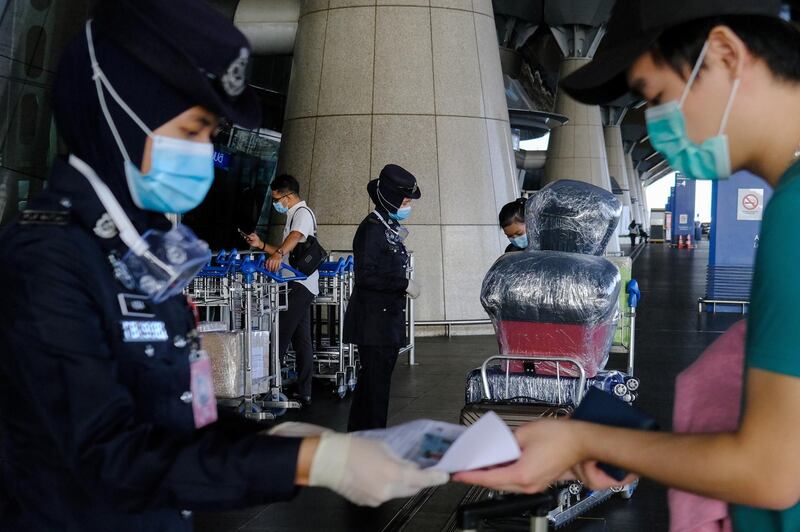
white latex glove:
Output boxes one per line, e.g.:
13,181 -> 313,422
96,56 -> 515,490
309,433 -> 449,507
267,422 -> 334,438
406,279 -> 421,299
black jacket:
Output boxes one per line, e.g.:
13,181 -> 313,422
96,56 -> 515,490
0,161 -> 300,531
343,212 -> 409,347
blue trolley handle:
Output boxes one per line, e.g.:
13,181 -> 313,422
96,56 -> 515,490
626,279 -> 641,309
256,262 -> 308,283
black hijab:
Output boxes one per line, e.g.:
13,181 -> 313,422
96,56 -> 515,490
50,23 -> 194,230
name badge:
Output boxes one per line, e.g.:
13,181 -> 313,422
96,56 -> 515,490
120,320 -> 168,342
190,350 -> 218,429
118,293 -> 155,318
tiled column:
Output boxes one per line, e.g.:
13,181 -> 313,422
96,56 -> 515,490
279,0 -> 516,324
604,124 -> 631,240
543,57 -> 619,252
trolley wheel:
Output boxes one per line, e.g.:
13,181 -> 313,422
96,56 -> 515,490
625,377 -> 640,391
568,482 -> 583,496
613,383 -> 628,397
623,393 -> 634,403
621,482 -> 637,499
334,372 -> 347,399
269,393 -> 289,417
345,366 -> 357,392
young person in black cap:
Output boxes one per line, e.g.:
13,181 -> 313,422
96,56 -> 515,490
0,2 -> 446,530
457,1 -> 800,528
344,164 -> 421,431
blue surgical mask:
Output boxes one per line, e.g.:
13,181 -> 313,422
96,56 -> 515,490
389,206 -> 412,221
125,136 -> 214,214
645,41 -> 741,181
273,200 -> 289,214
510,234 -> 528,249
86,20 -> 214,214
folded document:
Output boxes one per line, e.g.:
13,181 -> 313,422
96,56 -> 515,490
356,411 -> 520,473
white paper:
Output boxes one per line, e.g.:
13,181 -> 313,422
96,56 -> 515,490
356,411 -> 520,473
432,411 -> 520,473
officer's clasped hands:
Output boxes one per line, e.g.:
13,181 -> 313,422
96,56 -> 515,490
405,279 -> 421,300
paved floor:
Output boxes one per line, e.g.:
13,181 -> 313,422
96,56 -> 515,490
196,241 -> 744,532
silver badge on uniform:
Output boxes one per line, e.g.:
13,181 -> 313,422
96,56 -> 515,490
221,47 -> 249,97
118,293 -> 155,318
94,213 -> 118,239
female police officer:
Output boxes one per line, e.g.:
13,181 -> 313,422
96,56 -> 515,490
345,165 -> 422,432
0,2 -> 445,530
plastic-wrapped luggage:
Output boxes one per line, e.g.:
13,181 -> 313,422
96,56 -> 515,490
480,180 -> 622,378
201,330 -> 270,398
526,179 -> 622,256
481,251 -> 620,377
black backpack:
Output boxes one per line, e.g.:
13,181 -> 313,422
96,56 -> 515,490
288,206 -> 327,275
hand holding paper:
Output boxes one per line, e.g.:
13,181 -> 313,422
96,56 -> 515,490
356,411 -> 521,473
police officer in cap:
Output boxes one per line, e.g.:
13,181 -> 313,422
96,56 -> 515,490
345,164 -> 422,432
0,2 -> 446,530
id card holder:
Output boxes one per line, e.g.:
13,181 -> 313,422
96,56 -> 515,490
189,350 -> 218,429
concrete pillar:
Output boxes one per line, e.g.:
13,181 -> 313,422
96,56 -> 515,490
603,112 -> 630,242
278,0 -> 516,324
640,178 -> 650,230
544,57 -> 620,253
625,152 -> 644,228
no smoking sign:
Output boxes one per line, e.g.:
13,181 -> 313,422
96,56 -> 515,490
737,189 -> 764,221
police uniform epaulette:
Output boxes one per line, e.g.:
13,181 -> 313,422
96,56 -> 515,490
19,209 -> 71,226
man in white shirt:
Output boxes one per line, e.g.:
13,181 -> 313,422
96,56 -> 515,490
246,174 -> 320,406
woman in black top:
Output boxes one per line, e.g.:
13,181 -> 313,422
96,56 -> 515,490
499,198 -> 528,253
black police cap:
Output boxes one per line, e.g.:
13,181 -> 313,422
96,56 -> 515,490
560,0 -> 783,105
92,0 -> 261,127
378,164 -> 422,199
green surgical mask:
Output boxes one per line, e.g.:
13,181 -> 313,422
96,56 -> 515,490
645,41 -> 740,181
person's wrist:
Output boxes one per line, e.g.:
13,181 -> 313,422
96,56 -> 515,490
568,420 -> 593,463
295,436 -> 320,486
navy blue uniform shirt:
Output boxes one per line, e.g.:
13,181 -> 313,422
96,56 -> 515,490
343,212 -> 410,348
0,160 -> 301,531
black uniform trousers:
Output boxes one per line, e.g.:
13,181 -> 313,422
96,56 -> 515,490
348,345 -> 400,432
278,282 -> 315,397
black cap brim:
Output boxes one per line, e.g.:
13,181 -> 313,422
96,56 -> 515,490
560,32 -> 660,105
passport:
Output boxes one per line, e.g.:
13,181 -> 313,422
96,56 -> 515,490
571,387 -> 659,481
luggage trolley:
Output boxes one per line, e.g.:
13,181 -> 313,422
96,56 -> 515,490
452,279 -> 642,530
399,251 -> 416,365
186,251 -> 307,421
310,256 -> 357,398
